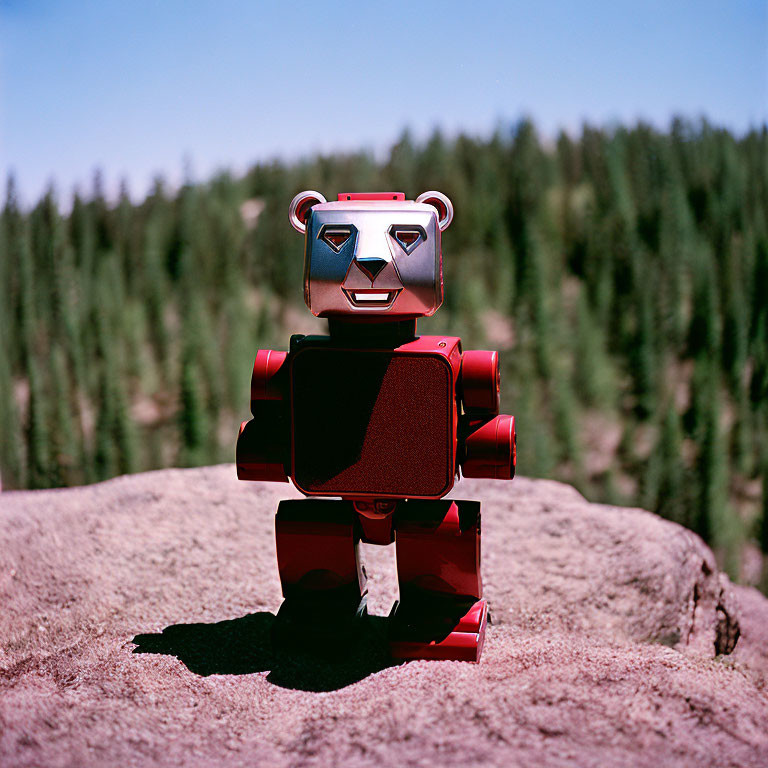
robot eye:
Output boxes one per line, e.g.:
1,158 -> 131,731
389,225 -> 426,254
320,226 -> 352,252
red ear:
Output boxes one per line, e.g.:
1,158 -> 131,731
416,191 -> 454,231
289,191 -> 327,233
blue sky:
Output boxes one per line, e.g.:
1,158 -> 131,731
1,0 -> 766,205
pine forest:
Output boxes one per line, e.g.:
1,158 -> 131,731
1,118 -> 767,588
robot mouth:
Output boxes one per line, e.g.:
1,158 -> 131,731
343,288 -> 401,308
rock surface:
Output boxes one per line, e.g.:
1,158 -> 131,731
1,465 -> 767,767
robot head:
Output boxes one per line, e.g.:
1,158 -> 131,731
289,191 -> 453,318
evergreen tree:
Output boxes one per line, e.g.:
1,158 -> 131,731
693,365 -> 729,553
25,356 -> 50,488
654,404 -> 688,526
0,183 -> 23,488
720,242 -> 749,394
573,289 -> 615,407
47,346 -> 79,487
0,331 -> 22,489
178,337 -> 208,467
629,271 -> 658,419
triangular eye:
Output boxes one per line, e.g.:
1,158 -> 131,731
389,226 -> 426,254
321,226 -> 352,252
397,230 -> 420,247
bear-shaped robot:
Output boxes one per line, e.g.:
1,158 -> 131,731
236,190 -> 515,662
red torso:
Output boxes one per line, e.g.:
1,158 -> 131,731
289,334 -> 462,500
236,322 -> 514,501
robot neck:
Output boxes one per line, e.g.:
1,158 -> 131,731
327,317 -> 418,347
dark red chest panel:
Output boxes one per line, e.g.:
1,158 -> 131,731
290,336 -> 461,500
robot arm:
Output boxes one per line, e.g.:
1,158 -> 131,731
236,350 -> 290,482
458,350 -> 516,480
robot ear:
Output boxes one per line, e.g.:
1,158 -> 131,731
289,191 -> 327,234
416,191 -> 454,231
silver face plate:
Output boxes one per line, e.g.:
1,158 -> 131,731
302,200 -> 444,318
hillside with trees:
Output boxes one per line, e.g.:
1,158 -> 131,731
1,118 -> 766,587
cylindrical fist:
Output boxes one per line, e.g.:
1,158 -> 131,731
462,414 -> 516,480
461,350 -> 500,415
236,418 -> 289,483
251,350 -> 288,412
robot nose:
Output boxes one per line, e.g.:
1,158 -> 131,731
355,257 -> 388,282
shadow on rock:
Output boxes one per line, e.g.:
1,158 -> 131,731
131,611 -> 398,692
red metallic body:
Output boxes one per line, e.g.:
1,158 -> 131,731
338,192 -> 406,201
236,191 -> 516,663
289,335 -> 461,499
236,333 -> 515,662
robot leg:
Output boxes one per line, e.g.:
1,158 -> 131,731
391,499 -> 487,662
273,499 -> 366,650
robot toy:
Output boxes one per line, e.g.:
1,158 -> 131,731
236,191 -> 515,662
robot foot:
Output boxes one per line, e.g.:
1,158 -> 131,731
388,596 -> 487,662
272,592 -> 368,657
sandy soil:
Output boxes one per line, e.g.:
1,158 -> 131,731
1,465 -> 767,767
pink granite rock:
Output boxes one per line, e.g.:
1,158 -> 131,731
1,465 -> 767,767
